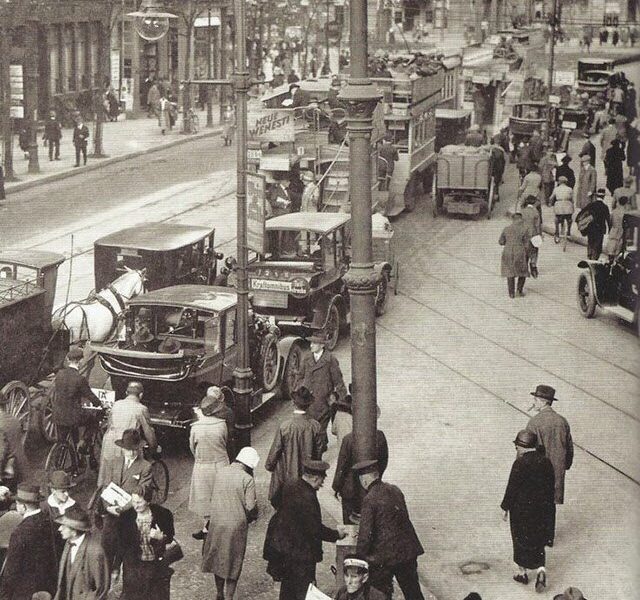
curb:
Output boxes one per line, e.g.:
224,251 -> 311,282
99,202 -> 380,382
506,205 -> 588,247
4,126 -> 223,196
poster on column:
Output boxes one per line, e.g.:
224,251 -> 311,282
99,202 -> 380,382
9,65 -> 24,119
246,172 -> 267,254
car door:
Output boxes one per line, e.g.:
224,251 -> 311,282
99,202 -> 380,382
220,307 -> 238,384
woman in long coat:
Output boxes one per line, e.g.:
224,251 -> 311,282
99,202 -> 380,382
499,212 -> 530,298
501,430 -> 555,593
189,391 -> 229,538
202,447 -> 259,600
605,195 -> 631,257
604,139 -> 626,196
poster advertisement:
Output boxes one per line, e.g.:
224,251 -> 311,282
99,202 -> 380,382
246,172 -> 267,254
9,65 -> 24,119
247,108 -> 295,142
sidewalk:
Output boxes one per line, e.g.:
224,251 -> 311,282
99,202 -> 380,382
3,107 -> 222,196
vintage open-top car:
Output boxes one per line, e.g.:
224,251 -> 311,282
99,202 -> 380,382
94,223 -> 223,292
91,285 -> 298,429
509,101 -> 548,145
577,211 -> 639,334
247,212 -> 392,350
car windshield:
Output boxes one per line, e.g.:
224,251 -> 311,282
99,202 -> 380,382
266,230 -> 324,261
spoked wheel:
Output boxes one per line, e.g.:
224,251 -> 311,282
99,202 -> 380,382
0,381 -> 30,435
320,304 -> 341,351
375,271 -> 390,316
577,273 -> 597,318
89,426 -> 105,472
150,460 -> 170,504
282,342 -> 305,400
41,389 -> 59,443
259,333 -> 280,392
45,441 -> 77,476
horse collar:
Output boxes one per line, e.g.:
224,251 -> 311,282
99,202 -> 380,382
108,284 -> 127,311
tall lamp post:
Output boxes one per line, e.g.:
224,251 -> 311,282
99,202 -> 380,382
339,0 -> 381,463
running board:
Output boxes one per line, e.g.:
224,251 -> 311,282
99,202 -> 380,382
606,306 -> 635,323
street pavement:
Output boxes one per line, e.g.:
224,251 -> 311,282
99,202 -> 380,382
3,120 -> 639,598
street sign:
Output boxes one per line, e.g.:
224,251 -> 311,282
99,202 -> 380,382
248,147 -> 262,161
91,388 -> 116,407
554,70 -> 575,86
548,94 -> 561,104
111,50 -> 120,88
247,108 -> 295,142
246,172 -> 267,254
9,65 -> 24,119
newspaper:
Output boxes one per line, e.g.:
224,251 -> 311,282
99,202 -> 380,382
100,482 -> 132,508
305,584 -> 332,600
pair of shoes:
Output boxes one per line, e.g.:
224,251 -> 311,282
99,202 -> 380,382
192,530 -> 207,540
513,573 -> 529,585
535,570 -> 546,592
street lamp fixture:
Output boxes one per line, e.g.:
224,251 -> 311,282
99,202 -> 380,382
128,0 -> 177,41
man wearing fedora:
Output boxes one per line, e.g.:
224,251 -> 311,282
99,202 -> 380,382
526,384 -> 574,547
98,381 -> 156,489
265,386 -> 327,508
0,484 -> 58,600
41,471 -> 78,563
98,429 -> 152,571
501,430 -> 555,593
54,506 -> 109,600
297,334 -> 348,434
553,587 -> 588,600
354,460 -> 425,600
263,458 -> 347,600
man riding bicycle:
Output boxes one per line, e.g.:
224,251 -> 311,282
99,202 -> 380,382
52,347 -> 102,451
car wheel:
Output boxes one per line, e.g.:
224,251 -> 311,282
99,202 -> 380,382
321,304 -> 341,351
577,273 -> 597,318
259,333 -> 280,392
375,272 -> 390,316
282,342 -> 305,400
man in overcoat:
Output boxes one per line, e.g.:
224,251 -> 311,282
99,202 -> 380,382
266,387 -> 327,507
297,334 -> 348,433
501,430 -> 555,593
43,110 -> 62,161
72,120 -> 89,167
579,131 -> 596,167
53,506 -> 109,600
525,385 -> 574,547
332,411 -> 389,524
579,188 -> 611,259
355,460 -> 425,600
575,154 -> 597,210
0,485 -> 58,600
263,459 -> 346,600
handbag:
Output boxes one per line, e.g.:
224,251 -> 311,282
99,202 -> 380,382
576,210 -> 594,234
162,539 -> 184,565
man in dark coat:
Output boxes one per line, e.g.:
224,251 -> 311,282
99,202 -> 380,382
527,130 -> 544,167
297,335 -> 348,433
579,188 -> 611,259
334,556 -> 386,600
0,485 -> 58,600
264,459 -> 346,600
605,138 -> 626,196
333,412 -> 389,524
43,110 -> 63,161
526,385 -> 574,547
499,212 -> 530,298
53,506 -> 109,600
72,120 -> 89,167
355,460 -> 425,600
52,347 -> 101,447
288,82 -> 311,108
265,387 -> 327,507
579,131 -> 596,167
501,430 -> 555,593
555,155 -> 576,188
377,134 -> 399,191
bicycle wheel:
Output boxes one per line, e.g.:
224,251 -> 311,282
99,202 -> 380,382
45,441 -> 77,476
150,459 -> 170,504
89,426 -> 105,472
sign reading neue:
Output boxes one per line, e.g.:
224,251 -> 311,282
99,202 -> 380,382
247,108 -> 295,142
246,172 -> 267,254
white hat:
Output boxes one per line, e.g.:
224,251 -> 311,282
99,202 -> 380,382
236,447 -> 260,469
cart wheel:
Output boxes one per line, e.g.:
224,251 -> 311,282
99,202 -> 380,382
41,388 -> 59,443
320,304 -> 341,351
282,341 -> 305,400
259,333 -> 280,392
45,440 -> 77,476
487,178 -> 495,220
393,261 -> 400,295
0,381 -> 30,435
150,459 -> 170,504
375,271 -> 390,316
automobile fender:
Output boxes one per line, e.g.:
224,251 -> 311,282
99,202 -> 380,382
276,334 -> 306,376
577,260 -> 607,306
310,293 -> 344,330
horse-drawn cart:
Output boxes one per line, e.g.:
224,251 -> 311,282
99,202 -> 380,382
432,145 -> 496,219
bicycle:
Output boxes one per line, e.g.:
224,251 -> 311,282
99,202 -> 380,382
45,406 -> 106,477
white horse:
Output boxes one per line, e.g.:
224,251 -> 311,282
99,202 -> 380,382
52,267 -> 146,345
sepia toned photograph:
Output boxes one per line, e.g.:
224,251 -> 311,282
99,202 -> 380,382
0,1 -> 638,599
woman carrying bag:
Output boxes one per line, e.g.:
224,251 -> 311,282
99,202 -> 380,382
117,486 -> 179,600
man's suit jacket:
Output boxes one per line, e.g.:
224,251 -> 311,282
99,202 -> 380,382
53,531 -> 109,600
72,125 -> 89,148
297,350 -> 347,425
0,511 -> 58,600
52,368 -> 100,427
356,479 -> 424,568
102,454 -> 152,495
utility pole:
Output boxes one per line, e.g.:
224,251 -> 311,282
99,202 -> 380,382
339,0 -> 381,465
206,7 -> 213,127
24,19 -> 40,174
219,6 -> 227,123
546,0 -> 558,142
325,0 -> 330,73
231,0 -> 253,450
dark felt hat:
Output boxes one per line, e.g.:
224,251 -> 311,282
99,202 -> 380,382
67,346 -> 84,362
293,386 -> 314,409
14,484 -> 43,504
49,470 -> 76,490
115,428 -> 144,450
553,587 -> 587,600
514,430 -> 537,449
530,384 -> 558,403
54,505 -> 92,532
352,459 -> 379,475
302,458 -> 330,475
